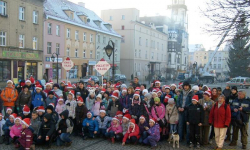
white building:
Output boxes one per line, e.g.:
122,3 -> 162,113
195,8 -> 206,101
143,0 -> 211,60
189,44 -> 205,52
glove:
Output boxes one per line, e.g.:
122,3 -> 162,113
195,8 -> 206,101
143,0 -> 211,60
66,103 -> 71,106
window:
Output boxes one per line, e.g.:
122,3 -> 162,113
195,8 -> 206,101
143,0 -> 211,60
103,36 -> 106,44
75,31 -> 79,40
139,37 -> 141,45
157,42 -> 159,49
56,25 -> 60,36
83,50 -> 86,58
121,25 -> 125,30
67,28 -> 70,38
135,49 -> 137,57
56,43 -> 60,54
96,51 -> 100,59
138,63 -> 141,71
33,11 -> 38,24
48,23 -> 52,34
68,66 -> 78,79
162,44 -> 163,51
122,15 -> 125,20
121,35 -> 125,43
139,50 -> 141,58
83,32 -> 86,41
66,48 -> 70,56
218,57 -> 221,62
204,56 -> 206,59
47,42 -> 51,54
90,50 -> 93,58
19,35 -> 25,48
135,63 -> 137,71
75,49 -> 78,57
0,60 -> 11,81
110,16 -> 113,20
161,55 -> 163,61
32,37 -> 37,50
146,39 -> 148,47
168,54 -> 171,63
90,34 -> 93,42
157,53 -> 159,59
0,31 -> 6,46
214,57 -> 217,61
0,1 -> 7,16
97,35 -> 100,43
218,64 -> 221,69
115,53 -> 117,61
19,7 -> 25,20
214,64 -> 216,69
145,51 -> 148,59
151,52 -> 154,59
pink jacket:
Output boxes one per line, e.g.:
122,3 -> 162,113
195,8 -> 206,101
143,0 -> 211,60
10,124 -> 22,138
107,123 -> 122,134
55,104 -> 66,115
151,103 -> 166,120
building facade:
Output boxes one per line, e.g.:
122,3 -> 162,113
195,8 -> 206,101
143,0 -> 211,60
101,8 -> 168,81
0,0 -> 44,86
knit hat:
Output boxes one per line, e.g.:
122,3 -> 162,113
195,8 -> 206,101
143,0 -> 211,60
46,105 -> 54,112
10,113 -> 17,119
154,97 -> 160,103
48,91 -> 54,95
37,106 -> 45,112
204,91 -> 211,97
129,119 -> 136,132
22,118 -> 30,127
232,86 -> 237,91
77,97 -> 84,103
142,89 -> 148,94
120,84 -> 127,89
15,116 -> 22,122
100,109 -> 106,114
123,114 -> 131,120
116,111 -> 123,117
53,83 -> 60,89
192,95 -> 199,102
139,115 -> 146,120
6,107 -> 12,113
135,87 -> 141,91
100,88 -> 106,93
58,98 -> 64,102
111,92 -> 119,99
149,118 -> 156,124
7,80 -> 13,84
192,85 -> 199,91
35,84 -> 42,90
96,94 -> 102,99
168,98 -> 175,104
132,91 -> 141,105
23,105 -> 30,114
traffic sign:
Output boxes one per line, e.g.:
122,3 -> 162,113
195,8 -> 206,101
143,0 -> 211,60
62,57 -> 74,71
94,58 -> 110,75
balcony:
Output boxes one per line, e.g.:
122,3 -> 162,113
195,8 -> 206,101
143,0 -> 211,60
0,46 -> 43,61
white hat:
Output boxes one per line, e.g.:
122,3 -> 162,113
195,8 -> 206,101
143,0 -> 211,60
100,110 -> 106,114
143,89 -> 148,94
192,85 -> 199,91
96,94 -> 102,99
7,80 -> 13,84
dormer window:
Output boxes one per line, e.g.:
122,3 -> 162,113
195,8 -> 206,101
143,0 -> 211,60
93,20 -> 102,27
76,12 -> 88,23
104,23 -> 112,30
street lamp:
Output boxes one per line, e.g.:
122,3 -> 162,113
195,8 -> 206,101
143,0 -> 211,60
147,63 -> 150,84
193,61 -> 197,77
104,40 -> 115,83
51,52 -> 59,84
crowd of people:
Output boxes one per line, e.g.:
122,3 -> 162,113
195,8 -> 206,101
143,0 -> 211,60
0,76 -> 249,150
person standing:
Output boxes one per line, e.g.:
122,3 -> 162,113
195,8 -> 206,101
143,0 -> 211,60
75,81 -> 89,104
43,73 -> 48,82
209,95 -> 231,150
15,85 -> 32,115
132,77 -> 140,89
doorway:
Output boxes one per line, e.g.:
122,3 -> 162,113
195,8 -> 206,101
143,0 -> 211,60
18,67 -> 24,80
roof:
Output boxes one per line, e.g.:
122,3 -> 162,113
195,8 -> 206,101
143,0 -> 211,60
44,0 -> 121,38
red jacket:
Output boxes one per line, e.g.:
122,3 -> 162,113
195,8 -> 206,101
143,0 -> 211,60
122,124 -> 140,142
209,102 -> 231,128
18,128 -> 33,150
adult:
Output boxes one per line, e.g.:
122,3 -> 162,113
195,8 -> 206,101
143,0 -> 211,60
177,81 -> 193,144
60,81 -> 66,92
132,77 -> 140,89
209,95 -> 231,150
222,85 -> 231,104
209,87 -> 219,142
75,81 -> 89,104
15,85 -> 32,115
0,80 -> 18,114
43,73 -> 48,82
229,91 -> 250,149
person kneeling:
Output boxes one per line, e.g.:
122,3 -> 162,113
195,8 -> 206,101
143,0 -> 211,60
95,110 -> 112,138
143,118 -> 160,149
122,119 -> 140,146
82,112 -> 98,140
105,117 -> 123,143
16,118 -> 33,150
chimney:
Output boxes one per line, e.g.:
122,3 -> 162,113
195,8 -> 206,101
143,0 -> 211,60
78,2 -> 85,7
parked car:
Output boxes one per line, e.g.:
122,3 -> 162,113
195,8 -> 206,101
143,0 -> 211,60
81,76 -> 99,83
110,74 -> 127,83
226,76 -> 250,89
181,76 -> 199,84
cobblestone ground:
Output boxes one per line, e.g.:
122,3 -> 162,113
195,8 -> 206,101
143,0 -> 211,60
1,124 -> 250,150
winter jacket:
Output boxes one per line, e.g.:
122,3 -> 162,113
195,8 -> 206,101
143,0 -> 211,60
91,101 -> 105,116
209,102 -> 231,128
75,87 -> 89,103
27,85 -> 35,93
186,103 -> 204,124
107,100 -> 123,117
177,90 -> 193,110
30,118 -> 41,135
165,104 -> 178,124
0,119 -> 6,136
48,111 -> 59,124
107,122 -> 122,133
228,93 -> 238,105
57,110 -> 74,134
43,89 -> 52,98
21,113 -> 31,120
2,119 -> 14,131
75,104 -> 88,125
120,94 -> 132,109
95,116 -> 112,129
147,123 -> 160,141
18,127 -> 33,150
53,89 -> 63,99
122,122 -> 130,135
123,124 -> 140,142
198,98 -> 215,126
86,96 -> 96,110
55,103 -> 66,115
16,91 -> 32,107
65,99 -> 77,119
31,91 -> 46,108
138,121 -> 149,135
0,87 -> 18,107
10,124 -> 22,138
195,91 -> 203,100
44,96 -> 57,108
82,112 -> 98,131
151,103 -> 165,120
102,97 -> 112,110
222,89 -> 231,104
140,100 -> 151,122
230,97 -> 250,123
38,114 -> 56,138
129,102 -> 141,119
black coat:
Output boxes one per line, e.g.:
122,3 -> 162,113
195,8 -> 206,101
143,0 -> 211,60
75,88 -> 89,103
186,103 -> 204,124
140,100 -> 151,122
75,104 -> 88,124
222,89 -> 231,104
38,114 -> 56,137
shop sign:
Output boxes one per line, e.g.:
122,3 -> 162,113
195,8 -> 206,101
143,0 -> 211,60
2,51 -> 39,59
62,57 -> 74,71
94,58 -> 110,75
45,64 -> 51,68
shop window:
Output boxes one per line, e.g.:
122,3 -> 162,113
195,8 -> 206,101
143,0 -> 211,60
52,64 -> 61,79
26,62 -> 37,79
68,66 -> 78,79
0,61 -> 11,81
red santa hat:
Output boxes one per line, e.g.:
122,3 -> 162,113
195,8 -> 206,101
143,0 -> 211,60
113,88 -> 119,93
192,95 -> 199,102
49,79 -> 53,84
35,84 -> 42,90
37,106 -> 45,112
170,84 -> 177,88
132,91 -> 141,105
149,118 -> 157,124
165,85 -> 171,89
10,113 -> 17,119
68,91 -> 75,99
6,107 -> 12,113
115,82 -> 121,88
139,115 -> 146,120
14,116 -> 22,122
112,116 -> 119,122
22,118 -> 30,127
116,111 -> 123,117
61,81 -> 66,84
45,82 -> 52,88
123,108 -> 129,114
155,80 -> 161,85
110,84 -> 115,88
6,80 -> 13,84
111,92 -> 119,99
22,105 -> 30,114
77,97 -> 84,104
204,91 -> 211,97
178,82 -> 183,89
122,88 -> 127,93
25,80 -> 31,84
72,84 -> 76,88
58,98 -> 64,102
164,95 -> 171,103
123,114 -> 131,120
135,87 -> 141,91
100,109 -> 106,114
100,88 -> 106,93
129,119 -> 136,132
67,82 -> 73,89
30,76 -> 35,84
95,85 -> 99,89
87,111 -> 92,116
49,103 -> 55,108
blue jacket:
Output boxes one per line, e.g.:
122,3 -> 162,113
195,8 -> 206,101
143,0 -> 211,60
32,91 -> 46,108
177,90 -> 193,110
44,96 -> 57,108
95,116 -> 112,129
120,95 -> 132,109
82,112 -> 98,131
147,123 -> 160,141
230,98 -> 250,123
2,119 -> 14,131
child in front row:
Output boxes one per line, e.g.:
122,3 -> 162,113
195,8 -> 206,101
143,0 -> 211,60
138,115 -> 149,144
122,114 -> 131,136
16,118 -> 33,150
105,117 -> 123,143
10,116 -> 22,147
0,113 -> 6,144
95,110 -> 112,138
122,119 -> 140,146
143,118 -> 160,149
82,112 -> 98,140
3,113 -> 16,145
30,111 -> 41,144
75,97 -> 88,136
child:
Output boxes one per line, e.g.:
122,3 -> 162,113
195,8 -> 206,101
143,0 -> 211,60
143,118 -> 160,149
65,92 -> 77,120
43,83 -> 52,97
122,119 -> 140,146
91,94 -> 105,117
107,93 -> 122,117
105,117 -> 123,143
0,113 -> 6,144
37,114 -> 56,149
36,106 -> 45,121
165,86 -> 174,98
140,93 -> 152,122
138,115 -> 149,144
95,110 -> 112,138
16,118 -> 33,150
30,111 -> 41,144
119,88 -> 130,110
44,91 -> 57,108
55,98 -> 66,115
3,113 -> 16,145
31,84 -> 46,108
129,91 -> 141,123
10,116 -> 22,145
151,97 -> 166,132
116,111 -> 123,124
165,98 -> 178,141
82,112 -> 98,139
46,104 -> 59,124
186,95 -> 204,149
86,90 -> 96,110
174,89 -> 181,102
75,97 -> 88,136
4,107 -> 12,120
21,105 -> 31,119
122,114 -> 131,136
102,91 -> 112,109
56,110 -> 73,147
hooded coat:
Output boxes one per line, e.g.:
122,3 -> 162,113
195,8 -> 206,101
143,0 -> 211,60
38,113 -> 56,138
65,99 -> 77,119
82,112 -> 98,131
75,104 -> 88,125
18,127 -> 34,150
10,123 -> 22,138
30,117 -> 41,135
147,123 -> 160,141
57,110 -> 74,134
31,91 -> 46,108
123,124 -> 140,142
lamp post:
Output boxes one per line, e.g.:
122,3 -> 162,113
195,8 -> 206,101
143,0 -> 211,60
193,61 -> 197,77
51,52 -> 59,84
104,40 -> 115,84
147,63 -> 150,84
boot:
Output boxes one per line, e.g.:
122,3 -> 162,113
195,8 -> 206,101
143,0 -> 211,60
189,142 -> 194,148
242,145 -> 247,149
229,142 -> 237,146
196,143 -> 200,149
225,136 -> 231,142
111,137 -> 115,144
5,137 -> 10,145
